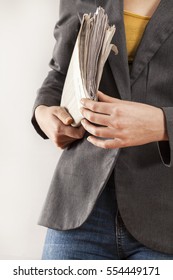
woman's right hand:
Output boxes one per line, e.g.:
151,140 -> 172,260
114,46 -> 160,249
35,105 -> 86,149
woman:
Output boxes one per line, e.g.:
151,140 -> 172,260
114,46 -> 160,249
32,0 -> 173,259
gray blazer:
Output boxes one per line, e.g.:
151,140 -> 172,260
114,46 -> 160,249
31,0 -> 173,254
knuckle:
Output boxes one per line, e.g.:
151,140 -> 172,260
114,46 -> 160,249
115,120 -> 123,129
57,107 -> 69,119
110,116 -> 124,129
121,137 -> 129,147
111,119 -> 118,129
89,114 -> 96,123
58,111 -> 66,119
114,138 -> 122,148
95,129 -> 101,137
116,107 -> 124,117
55,127 -> 61,134
112,106 -> 123,117
90,102 -> 97,111
90,127 -> 97,136
52,106 -> 61,114
79,129 -> 85,138
103,142 -> 110,149
77,131 -> 83,139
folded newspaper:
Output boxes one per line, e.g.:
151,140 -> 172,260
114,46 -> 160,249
60,6 -> 118,127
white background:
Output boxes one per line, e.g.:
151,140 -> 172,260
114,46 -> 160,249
0,0 -> 62,259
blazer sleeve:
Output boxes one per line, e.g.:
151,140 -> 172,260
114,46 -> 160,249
31,0 -> 80,139
157,107 -> 173,167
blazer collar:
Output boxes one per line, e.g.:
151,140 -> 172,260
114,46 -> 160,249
96,0 -> 173,98
130,0 -> 173,86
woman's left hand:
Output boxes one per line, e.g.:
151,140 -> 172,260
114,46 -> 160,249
80,91 -> 168,149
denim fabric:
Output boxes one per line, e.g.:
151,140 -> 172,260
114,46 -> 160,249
42,181 -> 173,260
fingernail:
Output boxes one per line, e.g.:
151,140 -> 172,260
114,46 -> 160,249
80,99 -> 84,105
66,117 -> 72,124
87,136 -> 91,141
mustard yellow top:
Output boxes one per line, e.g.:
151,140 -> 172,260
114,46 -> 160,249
124,10 -> 151,62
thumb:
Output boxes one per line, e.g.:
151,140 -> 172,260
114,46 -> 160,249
53,107 -> 74,125
97,91 -> 120,103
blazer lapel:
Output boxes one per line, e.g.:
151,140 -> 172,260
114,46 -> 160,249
130,0 -> 173,86
96,0 -> 131,101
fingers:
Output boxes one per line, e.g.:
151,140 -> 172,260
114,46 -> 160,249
55,137 -> 76,150
80,91 -> 121,115
34,105 -> 86,150
97,91 -> 120,103
80,98 -> 112,115
53,106 -> 74,125
81,119 -> 116,139
56,120 -> 85,139
52,121 -> 85,149
87,136 -> 122,149
80,107 -> 110,127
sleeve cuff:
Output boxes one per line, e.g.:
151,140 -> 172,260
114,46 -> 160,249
31,70 -> 65,139
31,108 -> 48,139
157,107 -> 173,167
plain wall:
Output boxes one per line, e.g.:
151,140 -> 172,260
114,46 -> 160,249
0,0 -> 62,259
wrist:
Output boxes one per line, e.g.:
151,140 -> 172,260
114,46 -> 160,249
35,105 -> 48,122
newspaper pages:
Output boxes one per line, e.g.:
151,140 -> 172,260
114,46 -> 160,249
60,6 -> 118,127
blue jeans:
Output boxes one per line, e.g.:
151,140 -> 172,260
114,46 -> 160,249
42,180 -> 173,260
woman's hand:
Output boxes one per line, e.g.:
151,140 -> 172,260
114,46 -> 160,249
80,91 -> 168,149
35,105 -> 85,149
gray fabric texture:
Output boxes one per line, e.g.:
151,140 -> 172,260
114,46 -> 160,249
31,0 -> 173,254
